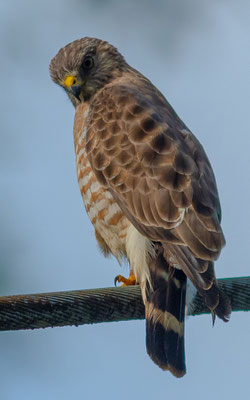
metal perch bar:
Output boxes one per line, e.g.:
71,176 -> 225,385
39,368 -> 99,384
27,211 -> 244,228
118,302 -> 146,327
0,277 -> 249,332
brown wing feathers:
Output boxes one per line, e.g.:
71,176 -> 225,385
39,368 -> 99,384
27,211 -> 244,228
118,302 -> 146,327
86,77 -> 231,373
87,80 -> 230,308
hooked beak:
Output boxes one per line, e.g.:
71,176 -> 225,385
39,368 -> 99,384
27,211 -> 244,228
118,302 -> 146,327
70,84 -> 82,101
64,75 -> 83,101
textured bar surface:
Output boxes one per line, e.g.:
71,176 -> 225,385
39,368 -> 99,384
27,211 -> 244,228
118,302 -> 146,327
0,277 -> 249,331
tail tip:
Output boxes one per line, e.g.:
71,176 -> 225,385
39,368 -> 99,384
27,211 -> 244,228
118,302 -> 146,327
215,290 -> 232,322
147,352 -> 186,378
163,364 -> 186,378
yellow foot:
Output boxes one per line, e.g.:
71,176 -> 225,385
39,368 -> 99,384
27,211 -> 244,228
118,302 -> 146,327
114,274 -> 137,287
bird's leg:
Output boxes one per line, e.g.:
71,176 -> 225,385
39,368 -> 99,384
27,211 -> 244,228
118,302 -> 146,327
114,269 -> 137,286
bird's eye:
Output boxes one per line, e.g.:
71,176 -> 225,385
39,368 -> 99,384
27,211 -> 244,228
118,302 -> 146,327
82,56 -> 94,69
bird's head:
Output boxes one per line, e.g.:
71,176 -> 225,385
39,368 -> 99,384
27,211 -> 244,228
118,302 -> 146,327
49,37 -> 127,106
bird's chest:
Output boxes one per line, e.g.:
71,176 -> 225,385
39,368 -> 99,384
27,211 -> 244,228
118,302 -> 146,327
73,103 -> 129,258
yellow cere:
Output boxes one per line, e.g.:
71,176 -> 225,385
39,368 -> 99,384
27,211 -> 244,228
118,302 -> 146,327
64,75 -> 77,88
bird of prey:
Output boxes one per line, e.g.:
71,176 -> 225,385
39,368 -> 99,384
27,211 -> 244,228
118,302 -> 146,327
49,37 -> 231,377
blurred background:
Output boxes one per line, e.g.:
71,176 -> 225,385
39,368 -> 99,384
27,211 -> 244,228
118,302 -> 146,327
0,0 -> 249,399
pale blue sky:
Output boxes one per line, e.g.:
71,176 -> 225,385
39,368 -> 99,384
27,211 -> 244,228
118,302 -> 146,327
0,1 -> 249,399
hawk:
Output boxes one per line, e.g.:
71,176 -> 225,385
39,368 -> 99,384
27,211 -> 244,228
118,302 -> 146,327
49,37 -> 231,377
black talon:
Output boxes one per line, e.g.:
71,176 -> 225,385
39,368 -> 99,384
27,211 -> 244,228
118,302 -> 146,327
114,275 -> 119,286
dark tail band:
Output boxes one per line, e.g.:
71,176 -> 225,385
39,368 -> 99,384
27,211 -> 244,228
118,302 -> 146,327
145,246 -> 187,377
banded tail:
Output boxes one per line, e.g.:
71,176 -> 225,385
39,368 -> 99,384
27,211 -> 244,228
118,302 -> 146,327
144,243 -> 231,378
145,246 -> 187,378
